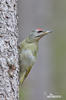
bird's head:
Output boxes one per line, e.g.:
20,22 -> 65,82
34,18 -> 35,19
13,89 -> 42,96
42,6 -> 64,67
27,28 -> 52,42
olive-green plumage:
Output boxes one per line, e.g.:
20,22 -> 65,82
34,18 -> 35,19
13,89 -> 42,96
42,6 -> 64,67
18,28 -> 52,85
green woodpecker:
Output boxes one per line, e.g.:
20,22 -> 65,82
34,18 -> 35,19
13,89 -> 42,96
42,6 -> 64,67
18,28 -> 52,85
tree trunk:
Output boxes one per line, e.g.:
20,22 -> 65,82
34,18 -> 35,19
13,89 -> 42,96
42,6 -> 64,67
0,0 -> 19,100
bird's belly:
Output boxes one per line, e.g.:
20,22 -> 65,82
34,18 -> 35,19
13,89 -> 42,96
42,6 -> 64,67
20,50 -> 36,68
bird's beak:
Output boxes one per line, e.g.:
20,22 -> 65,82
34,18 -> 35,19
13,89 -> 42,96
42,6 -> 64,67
38,30 -> 53,39
43,30 -> 53,34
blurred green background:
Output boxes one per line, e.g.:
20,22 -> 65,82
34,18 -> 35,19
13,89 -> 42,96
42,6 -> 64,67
18,0 -> 66,100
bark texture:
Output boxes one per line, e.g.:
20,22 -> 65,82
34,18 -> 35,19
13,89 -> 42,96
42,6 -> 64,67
0,0 -> 19,100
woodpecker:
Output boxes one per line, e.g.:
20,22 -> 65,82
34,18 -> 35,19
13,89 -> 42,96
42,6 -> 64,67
18,28 -> 52,85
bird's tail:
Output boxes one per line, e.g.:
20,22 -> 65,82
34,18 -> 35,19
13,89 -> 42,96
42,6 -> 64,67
19,66 -> 32,85
20,71 -> 26,85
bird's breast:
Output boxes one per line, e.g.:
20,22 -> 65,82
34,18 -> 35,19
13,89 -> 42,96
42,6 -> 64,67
20,49 -> 36,67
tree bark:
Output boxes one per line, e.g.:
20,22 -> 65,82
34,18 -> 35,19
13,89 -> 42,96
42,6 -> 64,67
0,0 -> 19,100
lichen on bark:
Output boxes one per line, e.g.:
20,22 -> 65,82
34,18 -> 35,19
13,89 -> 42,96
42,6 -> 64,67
0,0 -> 19,100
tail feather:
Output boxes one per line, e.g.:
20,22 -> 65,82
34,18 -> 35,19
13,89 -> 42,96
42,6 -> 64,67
20,71 -> 26,85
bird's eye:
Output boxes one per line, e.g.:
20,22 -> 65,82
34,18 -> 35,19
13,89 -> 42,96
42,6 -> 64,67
37,31 -> 43,33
